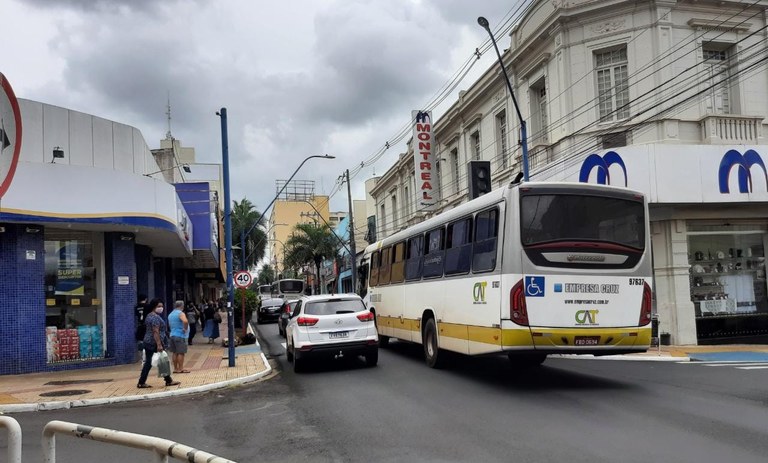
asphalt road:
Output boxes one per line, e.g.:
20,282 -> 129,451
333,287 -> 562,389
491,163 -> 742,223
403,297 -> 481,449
4,321 -> 768,462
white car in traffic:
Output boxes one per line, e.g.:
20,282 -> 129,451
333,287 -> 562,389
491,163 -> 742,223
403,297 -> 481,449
286,294 -> 379,372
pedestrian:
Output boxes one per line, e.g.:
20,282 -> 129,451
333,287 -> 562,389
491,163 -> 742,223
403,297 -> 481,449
203,300 -> 220,344
185,302 -> 200,345
137,299 -> 180,388
168,300 -> 191,374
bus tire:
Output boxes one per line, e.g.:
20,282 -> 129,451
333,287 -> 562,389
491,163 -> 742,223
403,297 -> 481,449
379,335 -> 390,348
423,318 -> 445,369
508,353 -> 546,367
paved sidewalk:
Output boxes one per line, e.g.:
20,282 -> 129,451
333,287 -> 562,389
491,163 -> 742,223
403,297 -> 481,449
0,318 -> 271,413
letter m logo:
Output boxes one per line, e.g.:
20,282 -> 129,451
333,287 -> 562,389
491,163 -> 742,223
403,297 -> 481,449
718,149 -> 768,193
578,151 -> 627,186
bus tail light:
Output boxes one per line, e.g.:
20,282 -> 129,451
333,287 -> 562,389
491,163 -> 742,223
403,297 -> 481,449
297,316 -> 319,326
510,279 -> 530,326
639,282 -> 652,326
357,311 -> 375,322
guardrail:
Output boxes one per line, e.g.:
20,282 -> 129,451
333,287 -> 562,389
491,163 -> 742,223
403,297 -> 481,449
42,420 -> 236,463
0,416 -> 22,463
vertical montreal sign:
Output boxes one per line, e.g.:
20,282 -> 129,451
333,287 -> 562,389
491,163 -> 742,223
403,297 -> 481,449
412,110 -> 437,211
0,72 -> 22,201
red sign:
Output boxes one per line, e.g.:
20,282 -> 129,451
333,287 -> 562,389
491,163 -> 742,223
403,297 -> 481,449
0,72 -> 22,199
412,110 -> 437,211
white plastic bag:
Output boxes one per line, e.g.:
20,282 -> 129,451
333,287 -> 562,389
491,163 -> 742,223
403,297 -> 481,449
155,351 -> 171,377
151,351 -> 160,367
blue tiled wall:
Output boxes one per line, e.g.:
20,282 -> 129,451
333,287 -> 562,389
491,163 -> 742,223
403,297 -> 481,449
0,224 -> 46,374
135,244 -> 151,301
105,232 -> 137,365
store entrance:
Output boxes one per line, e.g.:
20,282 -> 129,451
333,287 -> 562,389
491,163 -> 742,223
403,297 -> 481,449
688,224 -> 768,344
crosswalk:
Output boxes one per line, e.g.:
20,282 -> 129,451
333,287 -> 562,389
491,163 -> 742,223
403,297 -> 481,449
678,361 -> 768,370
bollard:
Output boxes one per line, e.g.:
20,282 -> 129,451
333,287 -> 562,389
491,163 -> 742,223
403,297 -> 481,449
0,416 -> 22,463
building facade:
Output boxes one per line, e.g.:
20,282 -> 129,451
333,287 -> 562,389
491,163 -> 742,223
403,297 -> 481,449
368,0 -> 768,345
0,97 -> 221,375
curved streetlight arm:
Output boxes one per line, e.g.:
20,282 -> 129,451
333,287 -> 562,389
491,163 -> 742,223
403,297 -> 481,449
244,223 -> 288,263
478,16 -> 530,182
238,154 -> 335,271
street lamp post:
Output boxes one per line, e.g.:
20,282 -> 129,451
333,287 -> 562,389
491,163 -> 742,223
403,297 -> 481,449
478,16 -> 530,182
217,107 -> 236,367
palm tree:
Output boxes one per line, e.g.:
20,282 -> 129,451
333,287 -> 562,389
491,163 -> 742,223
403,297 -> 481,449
284,223 -> 339,294
257,264 -> 275,285
231,198 -> 267,270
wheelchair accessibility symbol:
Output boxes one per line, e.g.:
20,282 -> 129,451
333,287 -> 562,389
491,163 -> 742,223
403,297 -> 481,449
525,276 -> 545,297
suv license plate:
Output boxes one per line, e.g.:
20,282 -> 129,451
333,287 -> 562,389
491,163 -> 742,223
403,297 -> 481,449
574,336 -> 600,346
329,331 -> 349,339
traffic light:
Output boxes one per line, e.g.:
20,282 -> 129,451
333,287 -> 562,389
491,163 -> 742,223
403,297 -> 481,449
468,160 -> 492,199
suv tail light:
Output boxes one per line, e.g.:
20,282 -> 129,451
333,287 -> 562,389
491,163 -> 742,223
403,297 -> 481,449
283,304 -> 291,314
297,316 -> 319,326
356,311 -> 375,322
639,282 -> 653,326
510,279 -> 529,326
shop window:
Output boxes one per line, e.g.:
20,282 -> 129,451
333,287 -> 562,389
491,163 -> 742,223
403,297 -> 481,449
44,230 -> 104,363
687,223 -> 768,341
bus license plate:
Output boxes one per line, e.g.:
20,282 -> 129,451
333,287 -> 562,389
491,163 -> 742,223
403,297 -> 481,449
329,331 -> 349,339
574,336 -> 600,346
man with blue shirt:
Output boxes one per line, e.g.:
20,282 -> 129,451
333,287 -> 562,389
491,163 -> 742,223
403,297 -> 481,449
168,300 -> 190,374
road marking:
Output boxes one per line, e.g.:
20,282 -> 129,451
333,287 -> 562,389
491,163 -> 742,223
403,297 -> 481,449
735,366 -> 768,370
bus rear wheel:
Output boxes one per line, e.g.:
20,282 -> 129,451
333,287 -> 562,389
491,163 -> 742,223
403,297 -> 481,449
508,353 -> 547,367
423,318 -> 445,369
379,335 -> 390,348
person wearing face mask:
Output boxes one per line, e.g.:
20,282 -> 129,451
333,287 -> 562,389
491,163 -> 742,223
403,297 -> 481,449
137,298 -> 181,388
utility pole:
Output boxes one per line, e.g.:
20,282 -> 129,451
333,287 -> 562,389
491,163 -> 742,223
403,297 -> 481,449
346,169 -> 357,294
217,107 -> 236,367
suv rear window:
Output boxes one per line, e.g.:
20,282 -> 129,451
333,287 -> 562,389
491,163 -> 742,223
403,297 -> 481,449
304,299 -> 366,315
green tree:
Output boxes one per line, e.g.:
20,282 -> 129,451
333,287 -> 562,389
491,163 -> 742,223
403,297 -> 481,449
234,287 -> 259,334
284,223 -> 339,294
231,198 -> 266,270
257,264 -> 275,285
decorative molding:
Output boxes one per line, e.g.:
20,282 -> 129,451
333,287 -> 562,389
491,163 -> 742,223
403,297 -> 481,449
687,18 -> 751,33
552,0 -> 603,9
590,19 -> 626,35
520,53 -> 551,80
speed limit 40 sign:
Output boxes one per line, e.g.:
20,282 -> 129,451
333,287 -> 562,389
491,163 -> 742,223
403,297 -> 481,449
234,271 -> 252,289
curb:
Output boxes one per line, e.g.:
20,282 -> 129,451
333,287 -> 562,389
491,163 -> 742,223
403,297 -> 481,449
0,344 -> 273,414
551,354 -> 690,362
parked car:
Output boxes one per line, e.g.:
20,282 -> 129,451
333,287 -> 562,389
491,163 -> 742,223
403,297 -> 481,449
257,296 -> 284,324
286,294 -> 378,372
278,300 -> 298,338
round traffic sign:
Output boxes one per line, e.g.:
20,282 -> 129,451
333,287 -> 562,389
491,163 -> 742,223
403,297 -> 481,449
234,271 -> 253,289
0,72 -> 22,200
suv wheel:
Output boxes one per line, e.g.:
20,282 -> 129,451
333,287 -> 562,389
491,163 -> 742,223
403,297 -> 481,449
286,342 -> 294,362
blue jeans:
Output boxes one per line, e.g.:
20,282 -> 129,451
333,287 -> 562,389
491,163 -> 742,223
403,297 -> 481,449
138,345 -> 174,385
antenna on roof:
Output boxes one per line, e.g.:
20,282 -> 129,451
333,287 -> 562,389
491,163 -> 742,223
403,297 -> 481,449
165,91 -> 173,140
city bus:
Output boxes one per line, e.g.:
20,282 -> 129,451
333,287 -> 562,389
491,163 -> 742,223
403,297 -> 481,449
270,278 -> 306,301
361,181 -> 652,368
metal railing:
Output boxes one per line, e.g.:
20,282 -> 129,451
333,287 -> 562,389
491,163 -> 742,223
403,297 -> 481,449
0,416 -> 22,463
42,420 -> 236,463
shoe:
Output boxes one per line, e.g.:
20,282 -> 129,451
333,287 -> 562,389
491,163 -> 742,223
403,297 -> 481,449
137,384 -> 152,389
165,381 -> 181,386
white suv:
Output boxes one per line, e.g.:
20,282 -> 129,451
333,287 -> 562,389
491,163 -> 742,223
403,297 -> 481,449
286,294 -> 378,372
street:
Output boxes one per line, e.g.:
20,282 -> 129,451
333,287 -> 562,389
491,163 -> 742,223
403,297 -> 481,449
4,321 -> 768,462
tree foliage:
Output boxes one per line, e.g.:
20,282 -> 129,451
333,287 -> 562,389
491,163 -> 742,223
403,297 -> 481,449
231,198 -> 266,271
284,223 -> 339,294
257,264 -> 275,285
234,287 -> 259,331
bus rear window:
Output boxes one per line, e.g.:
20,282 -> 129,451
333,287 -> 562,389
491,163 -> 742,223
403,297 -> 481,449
280,280 -> 304,293
520,194 -> 645,249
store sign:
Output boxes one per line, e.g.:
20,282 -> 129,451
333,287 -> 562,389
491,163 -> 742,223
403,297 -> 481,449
578,151 -> 627,186
0,72 -> 22,199
412,110 -> 437,211
718,149 -> 768,194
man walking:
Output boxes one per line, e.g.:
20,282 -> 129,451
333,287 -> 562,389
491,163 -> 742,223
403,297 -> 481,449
168,300 -> 190,374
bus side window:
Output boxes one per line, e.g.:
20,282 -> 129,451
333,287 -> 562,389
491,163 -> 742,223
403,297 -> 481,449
473,208 -> 498,272
405,235 -> 424,281
422,227 -> 445,278
370,251 -> 380,287
379,247 -> 392,285
445,217 -> 473,275
391,242 -> 406,283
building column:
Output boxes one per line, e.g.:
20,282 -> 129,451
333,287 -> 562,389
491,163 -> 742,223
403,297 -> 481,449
0,224 -> 46,374
652,219 -> 698,345
104,232 -> 137,364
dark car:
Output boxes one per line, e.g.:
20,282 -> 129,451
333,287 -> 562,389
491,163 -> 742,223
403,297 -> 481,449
257,297 -> 285,324
278,300 -> 298,338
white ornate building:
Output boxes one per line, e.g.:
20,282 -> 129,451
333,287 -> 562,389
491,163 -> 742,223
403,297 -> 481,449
367,0 -> 768,345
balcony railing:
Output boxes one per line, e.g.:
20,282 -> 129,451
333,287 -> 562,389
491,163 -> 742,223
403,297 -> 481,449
700,115 -> 764,144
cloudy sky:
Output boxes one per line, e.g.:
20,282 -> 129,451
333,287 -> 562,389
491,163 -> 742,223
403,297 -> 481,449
3,0 -> 514,212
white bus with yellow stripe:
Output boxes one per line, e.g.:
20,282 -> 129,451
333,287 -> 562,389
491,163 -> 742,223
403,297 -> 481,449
361,181 -> 652,368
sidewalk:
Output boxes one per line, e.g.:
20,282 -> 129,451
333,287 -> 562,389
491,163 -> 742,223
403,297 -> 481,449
0,317 -> 271,413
